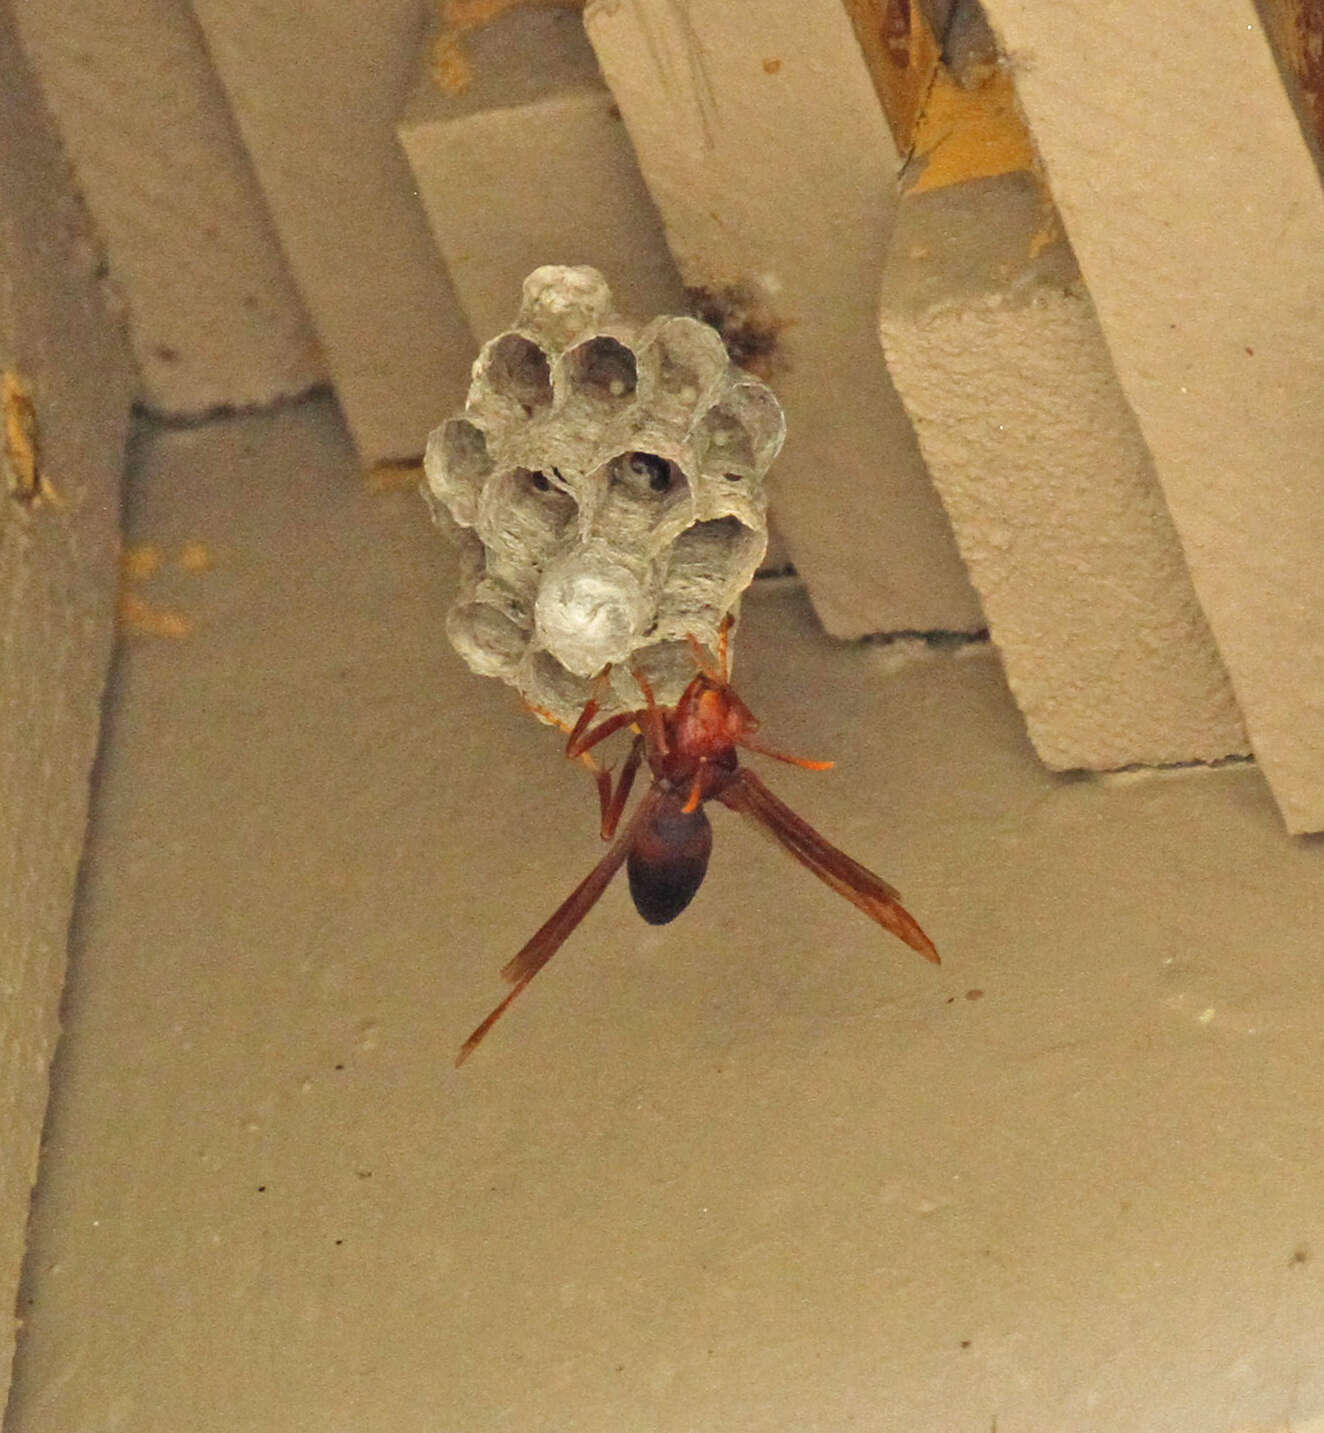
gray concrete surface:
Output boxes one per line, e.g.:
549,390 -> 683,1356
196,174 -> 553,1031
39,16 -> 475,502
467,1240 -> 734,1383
6,397 -> 1324,1432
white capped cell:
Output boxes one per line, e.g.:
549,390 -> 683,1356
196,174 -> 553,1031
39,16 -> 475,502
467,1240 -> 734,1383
534,549 -> 652,678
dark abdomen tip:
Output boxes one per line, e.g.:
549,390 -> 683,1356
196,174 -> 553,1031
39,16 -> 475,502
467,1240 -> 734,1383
627,801 -> 713,925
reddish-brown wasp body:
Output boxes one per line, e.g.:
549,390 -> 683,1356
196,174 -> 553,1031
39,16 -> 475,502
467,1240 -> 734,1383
456,621 -> 938,1063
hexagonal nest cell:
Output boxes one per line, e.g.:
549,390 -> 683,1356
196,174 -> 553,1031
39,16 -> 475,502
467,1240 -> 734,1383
423,265 -> 785,728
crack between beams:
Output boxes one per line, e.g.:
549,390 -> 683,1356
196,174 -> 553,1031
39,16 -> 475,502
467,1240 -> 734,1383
899,1 -> 961,177
132,380 -> 335,432
865,626 -> 989,649
1094,753 -> 1255,777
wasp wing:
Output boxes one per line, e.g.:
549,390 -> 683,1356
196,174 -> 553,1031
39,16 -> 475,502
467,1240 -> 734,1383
456,786 -> 663,1064
718,767 -> 939,963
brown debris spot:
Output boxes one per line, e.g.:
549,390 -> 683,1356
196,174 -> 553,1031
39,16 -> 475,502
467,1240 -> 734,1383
1290,0 -> 1324,154
883,0 -> 912,67
684,282 -> 791,383
1257,0 -> 1324,160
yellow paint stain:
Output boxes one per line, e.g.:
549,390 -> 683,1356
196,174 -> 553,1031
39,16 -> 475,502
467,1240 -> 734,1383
841,0 -> 943,155
1028,200 -> 1064,259
431,0 -> 585,95
906,64 -> 1037,195
124,539 -> 217,575
178,540 -> 214,572
121,543 -> 164,581
117,589 -> 192,639
843,0 -> 1055,259
365,459 -> 425,494
431,32 -> 472,94
3,368 -> 41,504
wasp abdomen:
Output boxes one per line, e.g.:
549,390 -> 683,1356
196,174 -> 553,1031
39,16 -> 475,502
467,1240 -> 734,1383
627,795 -> 713,925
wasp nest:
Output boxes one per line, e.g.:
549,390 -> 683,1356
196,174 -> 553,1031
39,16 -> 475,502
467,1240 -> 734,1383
423,266 -> 784,726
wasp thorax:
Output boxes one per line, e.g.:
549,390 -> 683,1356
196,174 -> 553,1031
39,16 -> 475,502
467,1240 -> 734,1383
423,266 -> 785,726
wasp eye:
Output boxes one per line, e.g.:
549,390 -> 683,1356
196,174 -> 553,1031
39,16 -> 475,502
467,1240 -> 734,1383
530,470 -> 552,492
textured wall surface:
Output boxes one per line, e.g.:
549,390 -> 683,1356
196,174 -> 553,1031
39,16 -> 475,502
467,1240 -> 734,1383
12,0 -> 324,414
8,395 -> 1324,1433
0,4 -> 136,1413
399,6 -> 684,342
879,174 -> 1248,769
980,0 -> 1324,830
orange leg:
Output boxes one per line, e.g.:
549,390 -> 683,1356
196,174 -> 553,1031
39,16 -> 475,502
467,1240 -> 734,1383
523,699 -> 573,734
565,671 -> 646,769
738,734 -> 834,772
567,708 -> 640,761
685,610 -> 736,685
557,673 -> 646,831
564,667 -> 617,757
600,733 -> 645,838
685,632 -> 721,683
630,665 -> 670,759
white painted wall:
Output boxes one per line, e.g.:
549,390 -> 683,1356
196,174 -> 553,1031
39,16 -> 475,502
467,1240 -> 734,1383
188,0 -> 475,462
12,0 -> 324,415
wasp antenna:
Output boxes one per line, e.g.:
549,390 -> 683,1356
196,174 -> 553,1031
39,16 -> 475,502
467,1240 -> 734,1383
630,664 -> 670,758
716,611 -> 734,681
685,630 -> 724,684
631,663 -> 657,706
523,699 -> 573,734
